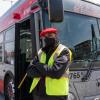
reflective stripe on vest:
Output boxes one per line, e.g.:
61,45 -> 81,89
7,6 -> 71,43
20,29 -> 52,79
29,49 -> 42,93
29,44 -> 72,95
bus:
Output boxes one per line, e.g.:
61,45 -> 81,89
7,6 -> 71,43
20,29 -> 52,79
0,0 -> 100,100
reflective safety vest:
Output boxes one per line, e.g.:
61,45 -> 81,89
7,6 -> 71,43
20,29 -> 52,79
29,44 -> 72,95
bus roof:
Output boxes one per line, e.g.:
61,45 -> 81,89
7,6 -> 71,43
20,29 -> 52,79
0,0 -> 39,32
1,0 -> 100,32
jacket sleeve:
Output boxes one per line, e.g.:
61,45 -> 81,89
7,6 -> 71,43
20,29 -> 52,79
35,48 -> 70,78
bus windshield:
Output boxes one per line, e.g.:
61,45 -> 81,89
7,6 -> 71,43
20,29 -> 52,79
52,12 -> 100,68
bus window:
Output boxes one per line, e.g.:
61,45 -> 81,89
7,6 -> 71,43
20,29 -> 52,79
20,31 -> 32,62
19,19 -> 32,62
0,46 -> 2,62
4,42 -> 14,65
96,19 -> 100,60
5,27 -> 15,42
98,19 -> 100,36
4,27 -> 15,64
52,12 -> 100,69
0,33 -> 3,62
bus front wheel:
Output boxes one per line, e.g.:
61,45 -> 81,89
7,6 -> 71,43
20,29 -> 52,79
4,75 -> 15,100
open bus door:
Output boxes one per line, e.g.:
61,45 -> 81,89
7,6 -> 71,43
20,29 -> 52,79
15,10 -> 43,100
15,19 -> 33,100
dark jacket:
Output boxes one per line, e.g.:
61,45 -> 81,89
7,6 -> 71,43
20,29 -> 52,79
27,42 -> 70,96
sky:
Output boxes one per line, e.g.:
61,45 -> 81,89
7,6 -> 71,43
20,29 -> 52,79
0,0 -> 18,17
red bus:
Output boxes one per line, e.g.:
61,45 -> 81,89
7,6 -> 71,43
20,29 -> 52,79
0,0 -> 100,100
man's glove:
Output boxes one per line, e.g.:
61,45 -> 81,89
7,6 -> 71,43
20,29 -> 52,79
33,56 -> 39,64
27,65 -> 40,78
27,56 -> 40,78
27,56 -> 39,70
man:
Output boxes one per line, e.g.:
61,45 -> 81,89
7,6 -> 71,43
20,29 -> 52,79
27,28 -> 72,100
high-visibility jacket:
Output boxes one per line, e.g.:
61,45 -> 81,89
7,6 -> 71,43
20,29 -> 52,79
29,44 -> 72,95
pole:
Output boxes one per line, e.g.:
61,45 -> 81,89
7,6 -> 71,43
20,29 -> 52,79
18,73 -> 28,89
18,56 -> 38,89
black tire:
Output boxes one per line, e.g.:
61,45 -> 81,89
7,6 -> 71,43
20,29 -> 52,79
4,75 -> 15,100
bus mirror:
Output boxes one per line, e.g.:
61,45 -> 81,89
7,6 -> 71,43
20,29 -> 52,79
48,0 -> 64,22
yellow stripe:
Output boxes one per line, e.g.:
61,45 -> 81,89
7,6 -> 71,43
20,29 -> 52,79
29,78 -> 40,93
69,49 -> 72,62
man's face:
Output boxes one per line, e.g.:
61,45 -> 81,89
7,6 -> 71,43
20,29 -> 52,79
43,33 -> 57,46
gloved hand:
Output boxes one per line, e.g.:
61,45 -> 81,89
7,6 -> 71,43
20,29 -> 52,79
31,56 -> 39,65
27,65 -> 40,78
26,56 -> 40,78
27,56 -> 39,70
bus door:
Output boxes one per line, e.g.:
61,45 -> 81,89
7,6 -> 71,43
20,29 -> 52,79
15,10 -> 43,100
15,19 -> 33,100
